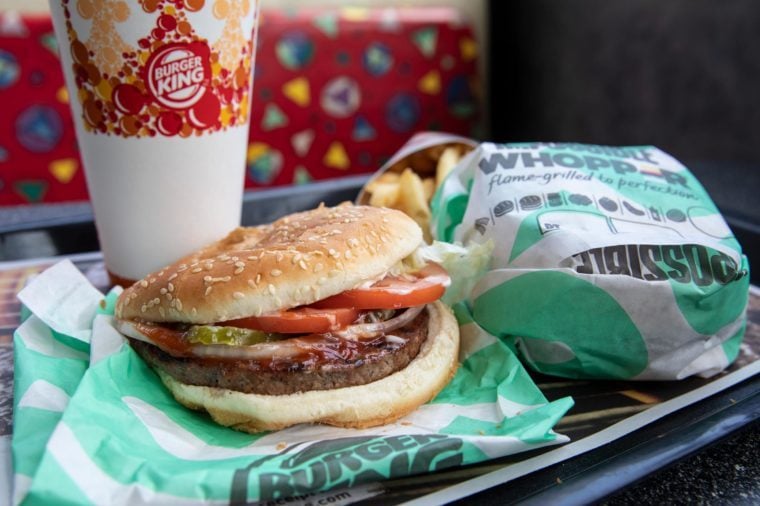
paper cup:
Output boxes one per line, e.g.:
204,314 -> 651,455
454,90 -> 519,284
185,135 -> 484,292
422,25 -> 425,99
48,0 -> 259,285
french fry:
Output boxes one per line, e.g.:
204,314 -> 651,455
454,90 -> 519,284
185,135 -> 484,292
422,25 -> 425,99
360,142 -> 473,241
397,168 -> 432,241
375,172 -> 401,184
366,181 -> 400,208
422,177 -> 436,202
435,146 -> 461,188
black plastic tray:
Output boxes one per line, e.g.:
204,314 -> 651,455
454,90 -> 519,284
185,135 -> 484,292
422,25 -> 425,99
1,176 -> 758,504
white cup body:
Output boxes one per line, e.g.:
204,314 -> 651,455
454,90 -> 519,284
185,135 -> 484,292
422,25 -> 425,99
48,0 -> 259,282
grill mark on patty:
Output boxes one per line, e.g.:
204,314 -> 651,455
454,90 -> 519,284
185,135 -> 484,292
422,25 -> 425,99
129,308 -> 430,395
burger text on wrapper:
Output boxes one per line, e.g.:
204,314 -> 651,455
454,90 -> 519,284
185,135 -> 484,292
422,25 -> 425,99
398,136 -> 750,381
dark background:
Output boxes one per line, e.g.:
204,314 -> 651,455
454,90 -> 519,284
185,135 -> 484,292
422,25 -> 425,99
489,0 -> 760,280
486,3 -> 759,502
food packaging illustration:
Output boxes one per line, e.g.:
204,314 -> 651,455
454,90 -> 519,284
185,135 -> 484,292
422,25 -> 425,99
57,0 -> 257,138
0,7 -> 481,204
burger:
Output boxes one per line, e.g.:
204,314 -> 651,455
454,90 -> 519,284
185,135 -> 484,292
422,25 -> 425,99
114,203 -> 459,433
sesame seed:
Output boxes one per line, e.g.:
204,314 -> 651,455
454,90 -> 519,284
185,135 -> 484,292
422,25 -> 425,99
141,304 -> 147,313
233,292 -> 244,300
255,273 -> 261,284
177,264 -> 188,272
247,279 -> 256,288
317,276 -> 327,285
271,269 -> 282,277
166,293 -> 173,301
235,261 -> 245,268
204,263 -> 213,270
234,267 -> 245,275
140,280 -> 148,288
191,307 -> 197,316
152,298 -> 160,305
191,267 -> 203,273
299,260 -> 308,270
159,307 -> 166,317
204,275 -> 212,283
348,238 -> 359,247
276,253 -> 284,263
345,250 -> 352,259
175,299 -> 183,311
248,255 -> 259,261
160,288 -> 167,295
168,273 -> 178,281
219,254 -> 230,261
205,286 -> 213,296
268,284 -> 276,295
168,283 -> 174,292
292,253 -> 302,264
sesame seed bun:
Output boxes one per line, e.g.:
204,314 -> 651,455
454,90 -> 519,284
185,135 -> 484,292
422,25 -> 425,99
115,204 -> 423,324
155,301 -> 459,433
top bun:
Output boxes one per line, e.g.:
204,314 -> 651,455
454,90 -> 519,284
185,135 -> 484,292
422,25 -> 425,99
115,204 -> 423,323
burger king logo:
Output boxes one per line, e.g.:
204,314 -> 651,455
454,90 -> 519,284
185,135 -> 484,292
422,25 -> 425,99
144,42 -> 211,110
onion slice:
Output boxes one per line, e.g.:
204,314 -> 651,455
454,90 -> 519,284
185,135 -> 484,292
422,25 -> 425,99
189,340 -> 304,360
333,305 -> 425,340
116,319 -> 171,348
114,304 -> 426,360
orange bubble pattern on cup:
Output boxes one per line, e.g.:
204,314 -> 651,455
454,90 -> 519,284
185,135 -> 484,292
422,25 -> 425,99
61,0 -> 255,138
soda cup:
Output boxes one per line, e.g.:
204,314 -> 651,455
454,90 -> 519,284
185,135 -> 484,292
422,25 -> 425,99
48,0 -> 259,285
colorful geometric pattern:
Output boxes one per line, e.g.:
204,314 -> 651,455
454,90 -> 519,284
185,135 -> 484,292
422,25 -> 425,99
0,8 -> 480,204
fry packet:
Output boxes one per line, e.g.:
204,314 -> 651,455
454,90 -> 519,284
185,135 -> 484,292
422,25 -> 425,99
432,141 -> 750,380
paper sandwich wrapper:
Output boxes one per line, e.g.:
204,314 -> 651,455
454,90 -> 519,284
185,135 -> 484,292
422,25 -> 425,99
11,260 -> 572,504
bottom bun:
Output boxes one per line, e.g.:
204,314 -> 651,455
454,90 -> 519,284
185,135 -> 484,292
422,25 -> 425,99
157,301 -> 460,433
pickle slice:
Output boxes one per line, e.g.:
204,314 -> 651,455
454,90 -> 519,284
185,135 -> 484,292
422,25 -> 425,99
185,325 -> 283,346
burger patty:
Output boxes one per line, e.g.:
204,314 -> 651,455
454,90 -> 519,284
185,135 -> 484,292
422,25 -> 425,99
129,308 -> 429,395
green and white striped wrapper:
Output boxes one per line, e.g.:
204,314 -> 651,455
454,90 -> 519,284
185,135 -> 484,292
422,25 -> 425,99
12,261 -> 572,504
432,141 -> 750,380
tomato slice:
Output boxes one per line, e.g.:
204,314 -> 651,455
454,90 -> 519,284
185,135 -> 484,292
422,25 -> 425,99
223,307 -> 359,334
132,322 -> 192,355
314,263 -> 450,310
